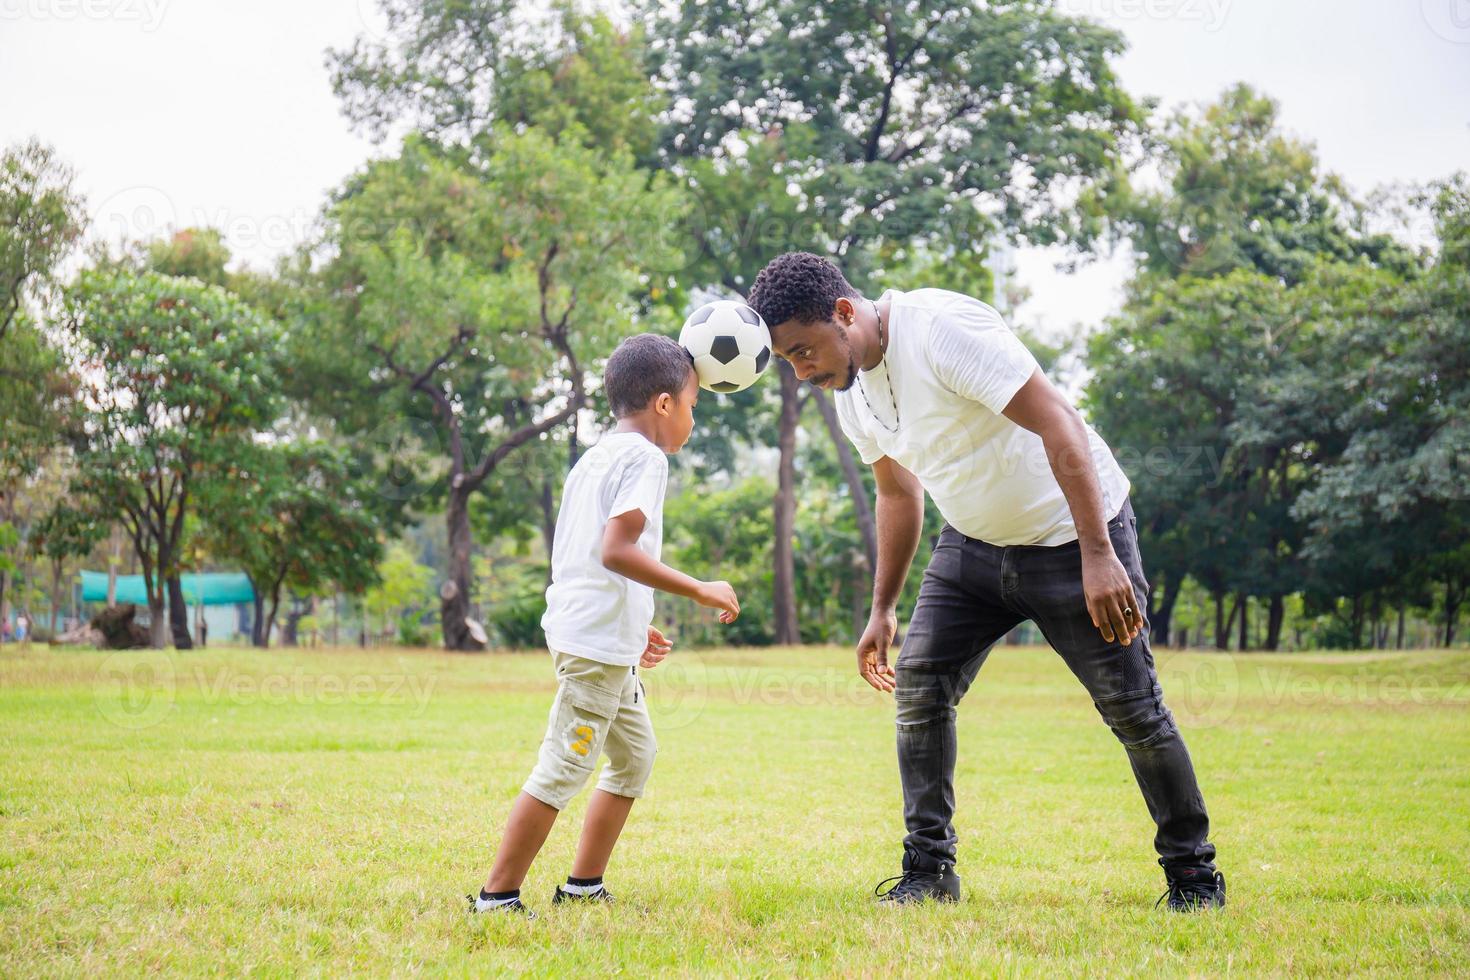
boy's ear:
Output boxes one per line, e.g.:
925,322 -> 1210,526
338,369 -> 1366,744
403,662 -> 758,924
654,391 -> 673,417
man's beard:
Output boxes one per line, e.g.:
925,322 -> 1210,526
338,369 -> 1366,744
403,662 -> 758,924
832,323 -> 860,391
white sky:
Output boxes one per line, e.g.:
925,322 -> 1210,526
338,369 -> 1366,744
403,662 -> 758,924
3,0 -> 1467,336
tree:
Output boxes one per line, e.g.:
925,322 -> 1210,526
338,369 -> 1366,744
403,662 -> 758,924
65,269 -> 282,647
1293,177 -> 1470,647
363,542 -> 435,645
31,494 -> 107,635
1,140 -> 85,622
311,130 -> 682,650
1121,84 -> 1409,287
328,0 -> 659,158
1,139 -> 85,342
1088,85 -> 1415,649
645,0 -> 1143,642
199,441 -> 383,647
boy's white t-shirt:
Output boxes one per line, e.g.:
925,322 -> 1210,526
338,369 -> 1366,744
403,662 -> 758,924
834,288 -> 1130,547
542,431 -> 668,666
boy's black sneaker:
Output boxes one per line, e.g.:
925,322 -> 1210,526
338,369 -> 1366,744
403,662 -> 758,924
553,883 -> 614,904
1156,869 -> 1226,912
874,851 -> 961,905
467,892 -> 536,918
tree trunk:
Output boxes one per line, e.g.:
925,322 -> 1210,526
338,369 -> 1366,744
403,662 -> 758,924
106,526 -> 121,606
441,487 -> 485,651
1396,606 -> 1405,650
1214,592 -> 1234,650
166,574 -> 193,649
1151,572 -> 1181,647
1350,594 -> 1365,650
540,476 -> 556,588
50,560 -> 62,635
1445,577 -> 1462,647
772,361 -> 801,645
1265,593 -> 1285,651
1236,594 -> 1248,652
148,596 -> 168,648
811,388 -> 877,575
264,583 -> 283,649
283,599 -> 306,647
250,585 -> 265,647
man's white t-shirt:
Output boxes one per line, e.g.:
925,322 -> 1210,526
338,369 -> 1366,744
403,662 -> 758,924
835,288 -> 1130,547
542,431 -> 668,666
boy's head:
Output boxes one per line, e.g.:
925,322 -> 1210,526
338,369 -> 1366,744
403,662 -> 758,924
748,251 -> 865,392
605,333 -> 699,452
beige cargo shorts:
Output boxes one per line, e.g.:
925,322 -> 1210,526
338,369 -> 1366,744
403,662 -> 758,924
523,649 -> 658,810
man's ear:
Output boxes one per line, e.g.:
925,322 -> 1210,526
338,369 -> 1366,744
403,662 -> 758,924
833,296 -> 857,325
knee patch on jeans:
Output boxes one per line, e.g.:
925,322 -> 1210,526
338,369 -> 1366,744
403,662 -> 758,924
1094,686 -> 1176,749
894,668 -> 959,731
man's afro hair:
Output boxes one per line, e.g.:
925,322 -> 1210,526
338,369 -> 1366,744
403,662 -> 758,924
747,251 -> 859,328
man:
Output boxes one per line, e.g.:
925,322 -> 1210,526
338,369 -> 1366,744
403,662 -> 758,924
748,252 -> 1224,911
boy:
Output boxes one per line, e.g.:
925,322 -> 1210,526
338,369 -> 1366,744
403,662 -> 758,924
469,333 -> 740,917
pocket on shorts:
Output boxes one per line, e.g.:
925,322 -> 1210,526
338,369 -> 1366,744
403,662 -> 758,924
557,679 -> 621,770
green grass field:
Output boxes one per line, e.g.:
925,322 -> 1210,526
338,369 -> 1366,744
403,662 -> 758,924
3,641 -> 1468,976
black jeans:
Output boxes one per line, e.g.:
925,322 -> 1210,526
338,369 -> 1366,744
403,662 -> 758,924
894,497 -> 1216,875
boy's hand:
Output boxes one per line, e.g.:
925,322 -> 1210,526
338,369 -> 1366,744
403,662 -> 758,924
640,626 -> 672,668
696,580 -> 740,623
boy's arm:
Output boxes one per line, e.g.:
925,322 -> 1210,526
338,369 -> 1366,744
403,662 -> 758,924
602,510 -> 739,622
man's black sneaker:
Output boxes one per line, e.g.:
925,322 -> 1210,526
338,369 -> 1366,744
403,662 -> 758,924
553,884 -> 614,905
1156,869 -> 1226,912
874,855 -> 961,905
467,892 -> 536,918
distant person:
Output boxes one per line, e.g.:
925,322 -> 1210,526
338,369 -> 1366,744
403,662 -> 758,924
468,334 -> 740,918
15,613 -> 29,646
749,252 -> 1225,912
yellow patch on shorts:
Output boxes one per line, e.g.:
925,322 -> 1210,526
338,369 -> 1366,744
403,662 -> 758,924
569,724 -> 595,757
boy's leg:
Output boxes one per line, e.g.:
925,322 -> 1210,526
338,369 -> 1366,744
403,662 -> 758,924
572,666 -> 656,879
485,652 -> 626,892
484,793 -> 560,893
570,790 -> 636,880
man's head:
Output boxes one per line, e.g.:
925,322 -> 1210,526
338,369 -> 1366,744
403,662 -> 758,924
604,333 -> 699,452
748,251 -> 865,391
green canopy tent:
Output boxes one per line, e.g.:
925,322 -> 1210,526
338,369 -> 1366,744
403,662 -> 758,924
79,571 -> 256,605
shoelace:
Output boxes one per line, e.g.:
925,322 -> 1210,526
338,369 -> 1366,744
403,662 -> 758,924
874,870 -> 943,901
1155,873 -> 1222,910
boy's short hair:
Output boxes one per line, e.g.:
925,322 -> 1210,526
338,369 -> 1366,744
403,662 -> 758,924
748,251 -> 860,327
604,333 -> 696,418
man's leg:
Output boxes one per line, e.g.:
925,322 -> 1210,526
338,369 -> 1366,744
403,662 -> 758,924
1015,500 -> 1217,874
895,526 -> 1023,874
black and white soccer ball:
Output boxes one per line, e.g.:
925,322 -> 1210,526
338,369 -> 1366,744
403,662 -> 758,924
678,300 -> 772,394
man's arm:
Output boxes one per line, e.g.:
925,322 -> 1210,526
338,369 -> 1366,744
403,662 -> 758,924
854,455 -> 925,693
1001,368 -> 1140,647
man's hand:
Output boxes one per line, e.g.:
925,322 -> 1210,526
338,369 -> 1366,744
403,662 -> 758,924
1082,550 -> 1142,646
640,625 -> 672,668
695,581 -> 740,624
856,607 -> 898,693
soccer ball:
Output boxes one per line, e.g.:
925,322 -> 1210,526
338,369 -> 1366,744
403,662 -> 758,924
678,300 -> 772,394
